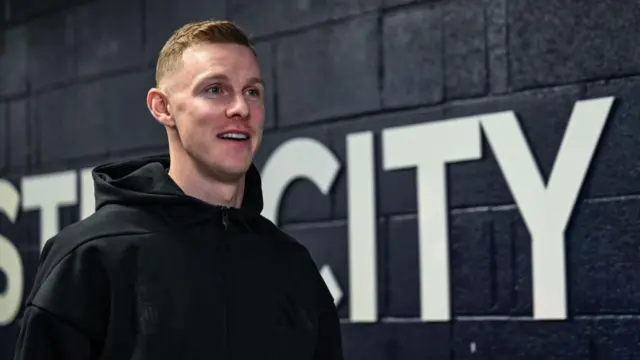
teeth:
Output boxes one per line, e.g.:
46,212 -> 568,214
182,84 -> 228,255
220,132 -> 248,140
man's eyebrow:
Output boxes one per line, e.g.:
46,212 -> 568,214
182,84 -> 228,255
197,74 -> 265,87
201,74 -> 229,83
247,77 -> 265,87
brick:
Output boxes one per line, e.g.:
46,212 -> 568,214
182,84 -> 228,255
230,0 -> 380,37
387,208 -> 531,318
0,103 -> 6,171
73,0 -> 144,77
253,126 -> 333,224
8,201 -> 41,252
500,210 -> 534,316
34,84 -> 107,164
383,0 -> 494,106
27,12 -> 75,90
587,319 -> 640,358
252,41 -> 275,129
443,0 -> 487,99
0,102 -> 5,167
569,198 -> 640,314
509,0 -> 640,90
85,70 -> 166,154
487,0 -> 508,94
391,323 -> 450,359
282,219 -> 388,319
5,0 -> 33,23
7,99 -> 29,170
0,25 -> 27,96
31,70 -> 158,164
452,320 -> 589,359
144,0 -> 226,60
382,5 -> 443,107
276,15 -> 380,126
340,324 -> 390,360
5,0 -> 87,23
382,0 -> 412,6
449,209 -> 520,316
60,202 -> 80,234
341,323 -> 450,359
385,215 -> 419,317
583,78 -> 640,198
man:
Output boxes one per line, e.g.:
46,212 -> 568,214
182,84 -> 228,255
13,20 -> 343,360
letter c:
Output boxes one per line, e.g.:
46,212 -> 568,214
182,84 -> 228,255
260,138 -> 341,225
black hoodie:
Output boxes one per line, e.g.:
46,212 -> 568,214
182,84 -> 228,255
13,154 -> 344,360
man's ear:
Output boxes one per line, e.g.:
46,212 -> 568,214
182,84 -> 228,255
147,88 -> 175,128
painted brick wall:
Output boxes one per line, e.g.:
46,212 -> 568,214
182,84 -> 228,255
1,0 -> 640,359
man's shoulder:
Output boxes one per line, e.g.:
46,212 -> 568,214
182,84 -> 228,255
26,204 -> 151,305
253,215 -> 306,249
37,205 -> 157,273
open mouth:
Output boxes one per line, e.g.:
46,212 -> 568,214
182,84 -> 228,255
217,132 -> 250,141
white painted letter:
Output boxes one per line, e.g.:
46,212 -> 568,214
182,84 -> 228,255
80,167 -> 95,220
382,116 -> 482,321
480,96 -> 614,320
260,138 -> 341,225
346,131 -> 378,322
0,180 -> 24,325
21,171 -> 77,251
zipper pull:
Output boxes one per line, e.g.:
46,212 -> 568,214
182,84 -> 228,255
222,209 -> 229,230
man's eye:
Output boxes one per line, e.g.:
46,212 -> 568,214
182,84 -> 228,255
246,89 -> 260,97
207,86 -> 222,94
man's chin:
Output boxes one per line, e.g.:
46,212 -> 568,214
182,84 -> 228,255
210,162 -> 252,183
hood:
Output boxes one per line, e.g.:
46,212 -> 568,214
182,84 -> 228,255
91,153 -> 264,218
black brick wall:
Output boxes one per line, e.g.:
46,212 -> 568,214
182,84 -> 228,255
1,0 -> 640,359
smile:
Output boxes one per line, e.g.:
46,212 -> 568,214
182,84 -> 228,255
217,132 -> 250,141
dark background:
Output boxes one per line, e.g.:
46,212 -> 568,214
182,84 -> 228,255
1,0 -> 640,358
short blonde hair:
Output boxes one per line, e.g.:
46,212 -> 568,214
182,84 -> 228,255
155,20 -> 254,87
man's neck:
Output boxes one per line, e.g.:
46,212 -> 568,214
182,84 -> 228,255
167,151 -> 245,209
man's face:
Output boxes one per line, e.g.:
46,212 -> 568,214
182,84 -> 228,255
165,42 -> 265,182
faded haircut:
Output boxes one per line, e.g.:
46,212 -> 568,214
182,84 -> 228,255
155,20 -> 255,87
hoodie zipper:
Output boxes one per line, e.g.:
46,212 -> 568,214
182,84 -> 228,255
219,207 -> 229,359
222,210 -> 229,230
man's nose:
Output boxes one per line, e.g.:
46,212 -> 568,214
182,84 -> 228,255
226,94 -> 250,119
